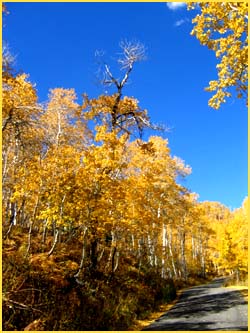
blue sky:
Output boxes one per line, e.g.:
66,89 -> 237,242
3,2 -> 247,209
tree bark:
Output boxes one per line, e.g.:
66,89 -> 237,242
74,226 -> 87,279
47,228 -> 59,257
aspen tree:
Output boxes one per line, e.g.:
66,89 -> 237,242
189,2 -> 248,109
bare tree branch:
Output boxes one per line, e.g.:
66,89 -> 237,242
97,39 -> 147,92
92,40 -> 166,138
118,40 -> 147,70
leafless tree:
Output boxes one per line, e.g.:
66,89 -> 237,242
95,40 -> 165,137
2,42 -> 15,76
102,40 -> 146,90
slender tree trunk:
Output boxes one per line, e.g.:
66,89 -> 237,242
138,238 -> 142,273
168,225 -> 177,278
97,247 -> 105,263
42,220 -> 48,244
191,235 -> 196,259
47,228 -> 59,257
74,226 -> 88,279
26,196 -> 39,256
10,201 -> 17,226
113,249 -> 119,273
4,202 -> 17,239
147,234 -> 154,266
111,246 -> 117,273
26,222 -> 33,257
2,145 -> 11,183
162,223 -> 167,278
90,238 -> 98,271
105,231 -> 118,273
180,229 -> 187,280
131,234 -> 135,251
19,199 -> 26,227
198,228 -> 206,278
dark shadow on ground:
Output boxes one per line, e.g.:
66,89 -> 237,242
143,321 -> 247,331
142,278 -> 248,331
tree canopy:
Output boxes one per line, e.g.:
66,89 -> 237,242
189,2 -> 248,109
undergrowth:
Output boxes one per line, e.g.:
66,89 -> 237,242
3,230 -> 179,331
223,272 -> 248,288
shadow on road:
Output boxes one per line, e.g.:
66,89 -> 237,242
142,279 -> 248,331
143,321 -> 247,331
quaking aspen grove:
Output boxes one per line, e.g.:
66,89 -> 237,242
2,3 -> 247,331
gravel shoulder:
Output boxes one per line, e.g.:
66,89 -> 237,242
142,277 -> 248,331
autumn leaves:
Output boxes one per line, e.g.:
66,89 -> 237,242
189,2 -> 248,109
3,74 -> 247,281
2,32 -> 247,284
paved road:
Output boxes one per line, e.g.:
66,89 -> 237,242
142,277 -> 248,331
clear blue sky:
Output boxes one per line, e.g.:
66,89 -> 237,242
3,2 -> 248,209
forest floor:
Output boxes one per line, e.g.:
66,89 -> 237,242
2,229 -> 179,330
129,288 -> 185,330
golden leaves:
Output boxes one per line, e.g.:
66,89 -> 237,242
2,29 -> 246,284
189,2 -> 248,109
2,73 -> 38,129
83,93 -> 149,137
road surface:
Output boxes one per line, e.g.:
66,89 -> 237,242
142,277 -> 248,331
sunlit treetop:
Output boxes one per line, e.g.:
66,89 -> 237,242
188,2 -> 248,109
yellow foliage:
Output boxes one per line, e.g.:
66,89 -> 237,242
2,64 -> 246,286
188,2 -> 248,109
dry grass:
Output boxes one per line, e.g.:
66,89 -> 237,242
128,289 -> 184,330
225,285 -> 248,302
